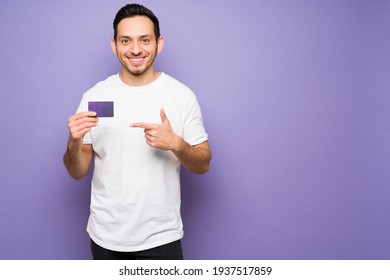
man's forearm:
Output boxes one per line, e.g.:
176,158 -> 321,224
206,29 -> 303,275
63,140 -> 93,180
172,139 -> 211,175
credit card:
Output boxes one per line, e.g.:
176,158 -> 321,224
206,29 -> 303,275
88,101 -> 114,117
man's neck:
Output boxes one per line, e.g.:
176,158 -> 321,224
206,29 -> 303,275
119,70 -> 161,87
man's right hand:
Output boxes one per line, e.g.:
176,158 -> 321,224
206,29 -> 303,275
67,111 -> 98,144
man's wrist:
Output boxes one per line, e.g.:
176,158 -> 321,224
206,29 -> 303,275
67,137 -> 83,152
172,135 -> 189,155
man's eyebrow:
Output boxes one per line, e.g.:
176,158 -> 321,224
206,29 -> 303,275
117,34 -> 152,39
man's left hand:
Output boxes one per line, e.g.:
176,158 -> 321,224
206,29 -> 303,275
130,108 -> 182,151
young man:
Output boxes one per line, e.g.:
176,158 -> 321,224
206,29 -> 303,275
63,4 -> 211,260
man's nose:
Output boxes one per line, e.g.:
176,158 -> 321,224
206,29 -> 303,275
131,41 -> 141,55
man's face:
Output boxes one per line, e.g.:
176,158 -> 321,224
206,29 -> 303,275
111,16 -> 163,78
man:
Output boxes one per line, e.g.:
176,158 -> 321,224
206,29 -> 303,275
63,4 -> 211,260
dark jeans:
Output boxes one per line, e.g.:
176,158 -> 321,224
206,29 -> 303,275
90,239 -> 183,260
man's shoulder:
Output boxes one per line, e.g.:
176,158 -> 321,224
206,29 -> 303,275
161,73 -> 195,96
91,74 -> 119,90
83,74 -> 119,97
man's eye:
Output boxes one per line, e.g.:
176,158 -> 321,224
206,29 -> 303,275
142,38 -> 150,43
122,39 -> 129,44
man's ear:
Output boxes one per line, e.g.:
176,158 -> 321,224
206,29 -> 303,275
157,36 -> 164,54
111,37 -> 117,56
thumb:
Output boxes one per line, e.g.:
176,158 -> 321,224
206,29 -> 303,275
160,107 -> 168,123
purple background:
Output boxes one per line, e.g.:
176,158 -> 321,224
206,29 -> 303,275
0,0 -> 389,260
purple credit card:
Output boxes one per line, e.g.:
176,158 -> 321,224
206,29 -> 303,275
88,101 -> 114,117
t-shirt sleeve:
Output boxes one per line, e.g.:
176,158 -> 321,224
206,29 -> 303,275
183,96 -> 208,146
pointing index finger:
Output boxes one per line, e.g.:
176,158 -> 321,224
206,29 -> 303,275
130,122 -> 157,129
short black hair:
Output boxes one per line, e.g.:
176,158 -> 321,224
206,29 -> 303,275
113,4 -> 160,41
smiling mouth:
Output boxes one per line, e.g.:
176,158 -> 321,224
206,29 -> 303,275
129,57 -> 145,63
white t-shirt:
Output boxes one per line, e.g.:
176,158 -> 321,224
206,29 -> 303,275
76,73 -> 208,252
